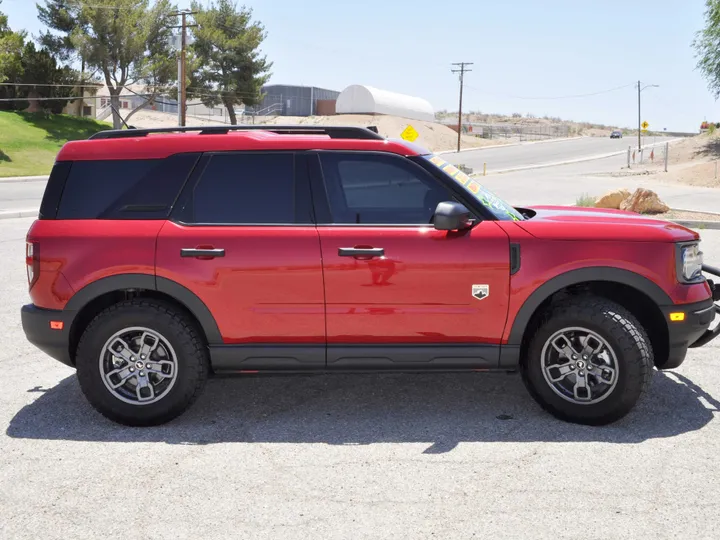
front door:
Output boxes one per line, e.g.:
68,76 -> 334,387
311,151 -> 511,370
155,151 -> 326,371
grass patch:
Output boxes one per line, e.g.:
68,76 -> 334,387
575,193 -> 597,207
0,111 -> 111,177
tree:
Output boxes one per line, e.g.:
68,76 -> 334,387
0,2 -> 24,83
37,0 -> 177,128
190,0 -> 272,124
0,40 -> 83,114
19,42 -> 79,113
36,0 -> 87,64
694,0 -> 720,98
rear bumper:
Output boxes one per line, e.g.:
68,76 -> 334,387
21,304 -> 74,367
659,298 -> 716,369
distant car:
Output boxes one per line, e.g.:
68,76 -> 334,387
610,130 -> 623,138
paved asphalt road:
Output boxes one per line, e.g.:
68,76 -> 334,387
476,154 -> 720,214
2,215 -> 720,539
0,179 -> 45,214
442,135 -> 671,172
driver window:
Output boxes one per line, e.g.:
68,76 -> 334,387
319,152 -> 453,224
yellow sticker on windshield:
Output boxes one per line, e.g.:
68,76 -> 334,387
454,170 -> 471,185
442,164 -> 460,177
429,156 -> 446,167
467,182 -> 480,194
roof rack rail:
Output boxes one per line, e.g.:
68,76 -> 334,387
88,124 -> 385,141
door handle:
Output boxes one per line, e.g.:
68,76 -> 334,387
181,248 -> 225,258
338,247 -> 385,258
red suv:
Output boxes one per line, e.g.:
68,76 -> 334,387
21,125 -> 720,426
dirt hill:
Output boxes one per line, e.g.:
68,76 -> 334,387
129,110 -> 509,153
435,111 -> 621,138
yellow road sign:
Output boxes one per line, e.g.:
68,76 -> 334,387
641,129 -> 648,134
401,125 -> 419,142
641,121 -> 649,130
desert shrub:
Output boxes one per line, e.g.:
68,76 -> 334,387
575,193 -> 597,207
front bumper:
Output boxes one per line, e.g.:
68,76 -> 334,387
657,264 -> 720,369
21,304 -> 74,367
689,264 -> 720,348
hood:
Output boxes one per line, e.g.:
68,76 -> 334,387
515,205 -> 699,243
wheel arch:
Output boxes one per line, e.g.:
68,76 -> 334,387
66,274 -> 222,364
509,267 -> 671,369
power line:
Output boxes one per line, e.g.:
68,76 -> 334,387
464,82 -> 635,101
0,82 -> 104,88
0,93 -> 167,103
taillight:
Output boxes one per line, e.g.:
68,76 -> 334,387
26,241 -> 39,289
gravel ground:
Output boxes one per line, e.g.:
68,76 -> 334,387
1,217 -> 720,539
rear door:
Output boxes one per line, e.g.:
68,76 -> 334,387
310,151 -> 511,370
155,151 -> 326,371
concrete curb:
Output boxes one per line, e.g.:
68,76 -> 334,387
0,175 -> 48,183
672,219 -> 720,230
468,138 -> 683,177
671,207 -> 720,217
436,135 -> 584,155
0,209 -> 37,220
471,150 -> 628,176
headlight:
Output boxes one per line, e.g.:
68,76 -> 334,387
677,242 -> 704,283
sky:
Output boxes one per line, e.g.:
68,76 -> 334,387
1,0 -> 717,132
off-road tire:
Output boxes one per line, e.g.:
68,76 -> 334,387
76,299 -> 209,426
522,295 -> 653,425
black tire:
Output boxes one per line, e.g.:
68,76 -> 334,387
521,295 -> 653,425
76,299 -> 209,426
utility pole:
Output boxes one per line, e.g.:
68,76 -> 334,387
637,80 -> 641,153
451,62 -> 473,152
170,10 -> 198,127
636,80 -> 659,152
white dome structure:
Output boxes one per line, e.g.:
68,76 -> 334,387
335,85 -> 435,122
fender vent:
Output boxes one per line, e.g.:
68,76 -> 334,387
510,243 -> 521,275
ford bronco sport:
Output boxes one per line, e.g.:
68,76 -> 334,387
21,125 -> 720,426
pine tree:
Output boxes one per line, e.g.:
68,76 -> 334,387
190,0 -> 272,124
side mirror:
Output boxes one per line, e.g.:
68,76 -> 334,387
433,201 -> 473,231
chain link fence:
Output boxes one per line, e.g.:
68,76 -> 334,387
463,122 -> 570,141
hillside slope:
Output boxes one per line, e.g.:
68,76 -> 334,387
0,111 -> 110,177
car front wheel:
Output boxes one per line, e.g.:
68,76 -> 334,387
522,296 -> 653,425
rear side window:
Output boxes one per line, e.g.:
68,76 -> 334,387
188,152 -> 297,224
55,154 -> 200,219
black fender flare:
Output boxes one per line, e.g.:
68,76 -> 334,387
65,273 -> 222,344
506,266 -> 672,346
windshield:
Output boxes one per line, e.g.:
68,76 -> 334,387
422,155 -> 524,221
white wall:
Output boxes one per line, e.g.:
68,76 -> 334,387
336,85 -> 434,122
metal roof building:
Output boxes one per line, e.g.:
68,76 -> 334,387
335,85 -> 435,122
248,84 -> 340,117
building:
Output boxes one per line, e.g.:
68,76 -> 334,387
335,85 -> 435,122
60,82 -> 103,117
248,84 -> 341,117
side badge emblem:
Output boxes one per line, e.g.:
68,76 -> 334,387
472,284 -> 489,301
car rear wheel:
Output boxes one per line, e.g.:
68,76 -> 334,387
522,296 -> 653,425
76,299 -> 209,426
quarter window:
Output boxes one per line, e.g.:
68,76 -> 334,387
56,154 -> 199,219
